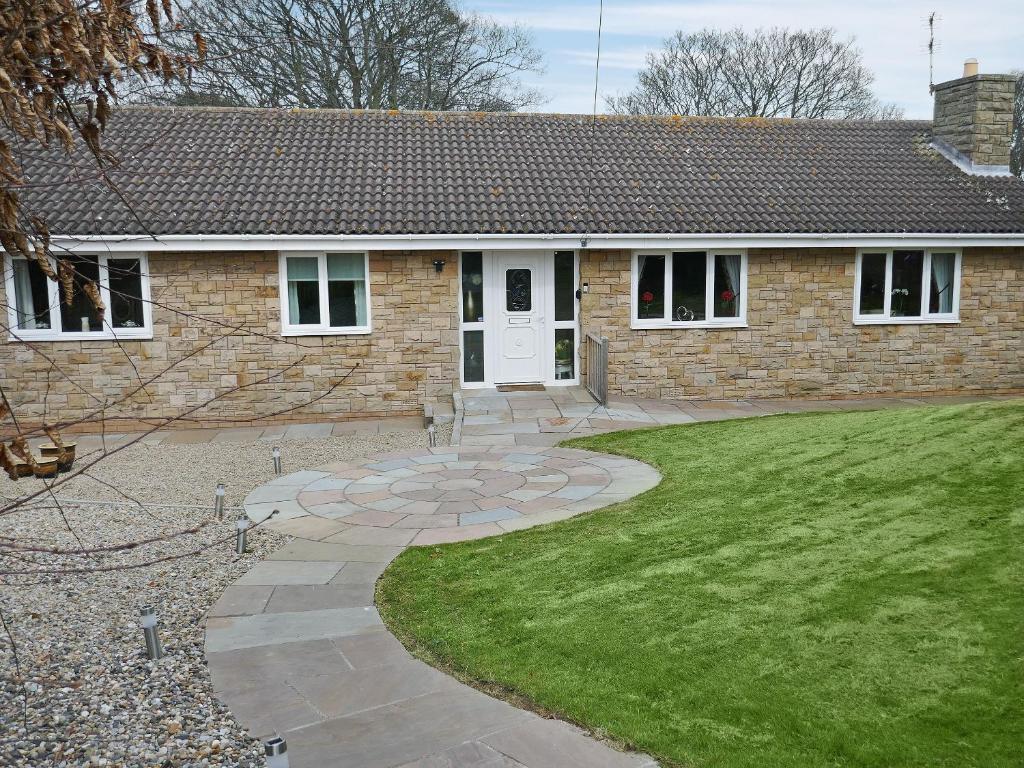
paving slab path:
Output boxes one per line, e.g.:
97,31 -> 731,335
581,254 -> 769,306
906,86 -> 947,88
452,386 -> 1013,447
207,445 -> 662,768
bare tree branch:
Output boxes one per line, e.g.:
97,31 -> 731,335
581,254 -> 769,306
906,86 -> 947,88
143,0 -> 544,111
1012,71 -> 1023,178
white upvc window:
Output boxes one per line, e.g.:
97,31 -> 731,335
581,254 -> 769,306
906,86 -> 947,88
854,249 -> 961,324
631,250 -> 747,329
4,252 -> 152,341
458,251 -> 487,384
279,251 -> 371,335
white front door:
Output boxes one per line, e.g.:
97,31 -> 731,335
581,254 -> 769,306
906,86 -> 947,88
494,252 -> 546,383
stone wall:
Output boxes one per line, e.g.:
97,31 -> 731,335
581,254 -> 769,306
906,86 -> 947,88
932,73 -> 1017,168
580,247 -> 1024,400
0,250 -> 460,428
4,246 -> 1022,429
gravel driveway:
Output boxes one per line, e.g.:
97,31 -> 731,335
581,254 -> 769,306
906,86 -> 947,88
0,424 -> 448,767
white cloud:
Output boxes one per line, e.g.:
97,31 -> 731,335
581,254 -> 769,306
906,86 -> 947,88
557,47 -> 651,70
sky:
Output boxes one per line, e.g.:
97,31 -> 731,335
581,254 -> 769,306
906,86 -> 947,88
472,0 -> 1023,117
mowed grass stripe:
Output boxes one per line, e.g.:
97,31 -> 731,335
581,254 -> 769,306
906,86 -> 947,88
378,402 -> 1024,768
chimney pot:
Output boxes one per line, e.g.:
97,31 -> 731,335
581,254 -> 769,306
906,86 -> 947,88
963,58 -> 979,78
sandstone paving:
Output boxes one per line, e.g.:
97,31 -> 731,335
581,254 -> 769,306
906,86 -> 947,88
233,560 -> 345,586
211,444 -> 662,767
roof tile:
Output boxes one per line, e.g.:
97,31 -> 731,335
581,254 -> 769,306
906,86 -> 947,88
11,107 -> 1024,236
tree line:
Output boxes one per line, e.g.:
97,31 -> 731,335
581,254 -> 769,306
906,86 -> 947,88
149,6 -> 906,120
608,27 -> 903,119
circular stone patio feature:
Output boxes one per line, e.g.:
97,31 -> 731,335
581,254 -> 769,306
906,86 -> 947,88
220,445 -> 663,768
384,468 -> 531,504
434,478 -> 484,490
245,446 -> 662,546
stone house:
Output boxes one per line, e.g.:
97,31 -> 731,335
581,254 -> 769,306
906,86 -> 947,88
2,63 -> 1023,426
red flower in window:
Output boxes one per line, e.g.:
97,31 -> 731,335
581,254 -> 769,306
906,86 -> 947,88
640,291 -> 655,303
720,289 -> 736,302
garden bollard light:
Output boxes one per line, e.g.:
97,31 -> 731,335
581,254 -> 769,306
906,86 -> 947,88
214,482 -> 226,521
235,514 -> 250,555
272,446 -> 282,475
264,737 -> 289,768
427,423 -> 437,447
139,605 -> 163,660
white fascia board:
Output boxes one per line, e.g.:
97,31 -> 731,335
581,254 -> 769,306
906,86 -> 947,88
49,231 -> 1024,253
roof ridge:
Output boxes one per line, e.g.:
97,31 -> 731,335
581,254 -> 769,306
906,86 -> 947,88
109,104 -> 933,127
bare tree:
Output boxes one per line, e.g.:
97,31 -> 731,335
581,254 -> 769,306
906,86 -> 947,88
608,27 -> 902,120
151,0 -> 544,111
1,2 -> 200,261
1012,72 -> 1023,178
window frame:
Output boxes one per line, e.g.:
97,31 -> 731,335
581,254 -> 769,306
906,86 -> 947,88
458,251 -> 488,385
853,248 -> 962,325
630,250 -> 748,329
4,251 -> 153,341
549,249 -> 579,384
278,251 -> 372,336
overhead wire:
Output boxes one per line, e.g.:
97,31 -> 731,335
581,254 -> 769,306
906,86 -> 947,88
582,0 -> 605,248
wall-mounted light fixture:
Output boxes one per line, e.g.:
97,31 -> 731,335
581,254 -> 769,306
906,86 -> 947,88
433,259 -> 446,273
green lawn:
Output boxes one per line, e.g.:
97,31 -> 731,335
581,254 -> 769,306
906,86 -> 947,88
378,402 -> 1024,768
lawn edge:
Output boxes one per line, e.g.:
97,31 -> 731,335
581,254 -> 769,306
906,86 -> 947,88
375,568 -> 684,767
374,431 -> 684,767
373,414 -> 877,768
375,402 -> 1024,768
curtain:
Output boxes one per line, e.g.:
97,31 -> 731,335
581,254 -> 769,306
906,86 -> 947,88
286,256 -> 319,280
352,281 -> 368,326
328,253 -> 367,326
931,253 -> 954,313
722,254 -> 741,296
327,253 -> 365,279
637,254 -> 649,310
287,281 -> 301,323
287,257 -> 319,325
637,254 -> 665,318
12,260 -> 36,329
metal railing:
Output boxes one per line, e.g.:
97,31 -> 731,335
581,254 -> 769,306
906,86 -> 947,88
584,331 -> 609,406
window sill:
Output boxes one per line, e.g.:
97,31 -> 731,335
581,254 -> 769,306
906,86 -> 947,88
631,321 -> 748,330
7,330 -> 154,342
281,327 -> 372,337
853,316 -> 960,326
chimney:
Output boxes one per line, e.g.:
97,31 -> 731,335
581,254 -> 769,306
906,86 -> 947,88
932,59 -> 1017,176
